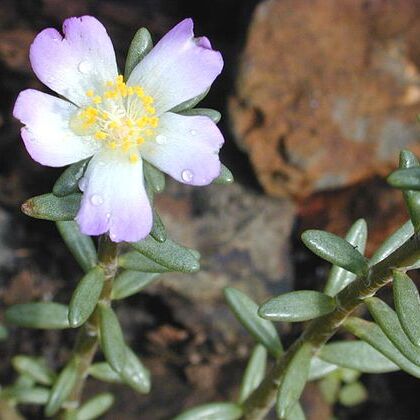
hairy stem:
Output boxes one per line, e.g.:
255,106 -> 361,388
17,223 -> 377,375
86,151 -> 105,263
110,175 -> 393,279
61,235 -> 118,415
242,233 -> 420,419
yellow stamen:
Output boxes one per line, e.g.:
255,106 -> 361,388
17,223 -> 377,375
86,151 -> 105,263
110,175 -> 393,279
129,153 -> 139,164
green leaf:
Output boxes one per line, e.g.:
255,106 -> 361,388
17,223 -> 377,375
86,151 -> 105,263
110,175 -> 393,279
276,343 -> 312,419
393,270 -> 420,346
56,221 -> 97,272
0,324 -> 8,340
170,88 -> 210,113
143,161 -> 165,193
173,402 -> 242,420
120,346 -> 151,394
338,382 -> 367,407
319,372 -> 340,404
118,251 -> 169,273
286,403 -> 306,420
224,287 -> 283,357
238,345 -> 267,403
45,358 -> 78,416
69,267 -> 105,328
301,230 -> 368,276
12,356 -> 55,386
387,167 -> 420,190
88,363 -> 122,384
369,220 -> 413,265
179,108 -> 221,123
111,271 -> 159,300
325,219 -> 368,296
124,28 -> 153,80
76,393 -> 114,420
6,302 -> 70,329
319,340 -> 399,373
399,150 -> 420,232
21,193 -> 81,221
213,164 -> 234,185
150,210 -> 166,243
98,304 -> 126,374
259,291 -> 336,322
131,236 -> 200,273
10,387 -> 50,405
365,297 -> 420,365
308,357 -> 338,381
343,317 -> 420,377
339,368 -> 361,384
53,159 -> 89,197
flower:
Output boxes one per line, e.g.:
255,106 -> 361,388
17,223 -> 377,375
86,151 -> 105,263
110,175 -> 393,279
13,16 -> 224,242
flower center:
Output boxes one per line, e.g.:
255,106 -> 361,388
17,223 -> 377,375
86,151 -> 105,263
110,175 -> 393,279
70,75 -> 158,163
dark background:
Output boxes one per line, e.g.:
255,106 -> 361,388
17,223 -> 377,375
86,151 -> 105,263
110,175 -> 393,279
1,0 -> 420,418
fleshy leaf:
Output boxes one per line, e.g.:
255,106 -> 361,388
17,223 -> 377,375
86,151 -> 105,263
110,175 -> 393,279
343,317 -> 420,377
21,193 -> 81,221
150,209 -> 166,243
393,270 -> 420,346
69,266 -> 105,328
238,345 -> 267,403
369,220 -> 414,266
319,340 -> 399,373
338,382 -> 368,407
56,221 -> 97,273
276,343 -> 312,419
387,167 -> 420,190
53,159 -> 89,197
213,164 -> 234,185
301,230 -> 368,276
120,346 -> 151,394
179,107 -> 221,123
45,358 -> 78,416
6,302 -> 70,329
111,271 -> 159,300
143,161 -> 165,193
399,150 -> 420,232
173,402 -> 242,420
170,88 -> 210,113
308,357 -> 338,381
12,356 -> 55,386
286,403 -> 306,420
124,28 -> 153,80
88,363 -> 122,384
118,251 -> 169,273
259,291 -> 336,322
8,387 -> 50,405
365,297 -> 420,366
131,236 -> 200,273
325,219 -> 368,296
76,393 -> 114,420
98,304 -> 126,374
224,287 -> 283,357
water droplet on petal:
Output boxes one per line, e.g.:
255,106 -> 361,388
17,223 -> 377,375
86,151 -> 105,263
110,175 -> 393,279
90,194 -> 104,206
78,177 -> 87,191
181,169 -> 193,183
155,134 -> 167,145
190,129 -> 197,136
78,60 -> 91,74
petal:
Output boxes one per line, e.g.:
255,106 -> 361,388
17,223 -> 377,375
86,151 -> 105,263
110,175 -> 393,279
13,89 -> 99,167
127,18 -> 223,114
140,112 -> 223,185
30,16 -> 118,106
76,151 -> 153,243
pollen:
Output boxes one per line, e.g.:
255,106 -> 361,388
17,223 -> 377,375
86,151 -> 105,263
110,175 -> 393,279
71,74 -> 160,156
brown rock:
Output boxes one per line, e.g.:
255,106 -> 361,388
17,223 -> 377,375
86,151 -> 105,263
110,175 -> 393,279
230,0 -> 420,198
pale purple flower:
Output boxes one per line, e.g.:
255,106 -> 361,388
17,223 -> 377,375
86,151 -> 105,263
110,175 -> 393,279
13,16 -> 224,242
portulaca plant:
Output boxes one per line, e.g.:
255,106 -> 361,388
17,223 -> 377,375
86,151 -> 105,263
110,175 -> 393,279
3,14 -> 420,420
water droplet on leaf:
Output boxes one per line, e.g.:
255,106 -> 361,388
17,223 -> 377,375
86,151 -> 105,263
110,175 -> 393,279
181,169 -> 193,183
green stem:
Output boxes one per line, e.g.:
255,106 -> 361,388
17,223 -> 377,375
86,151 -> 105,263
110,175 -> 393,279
60,235 -> 118,415
242,233 -> 420,419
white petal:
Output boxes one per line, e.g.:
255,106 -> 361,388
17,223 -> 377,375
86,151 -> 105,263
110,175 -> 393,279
76,151 -> 153,243
13,89 -> 99,167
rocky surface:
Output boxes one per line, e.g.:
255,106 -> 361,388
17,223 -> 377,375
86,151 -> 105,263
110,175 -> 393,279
230,0 -> 420,198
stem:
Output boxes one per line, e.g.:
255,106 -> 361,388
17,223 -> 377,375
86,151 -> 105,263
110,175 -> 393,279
242,233 -> 420,419
60,235 -> 118,415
